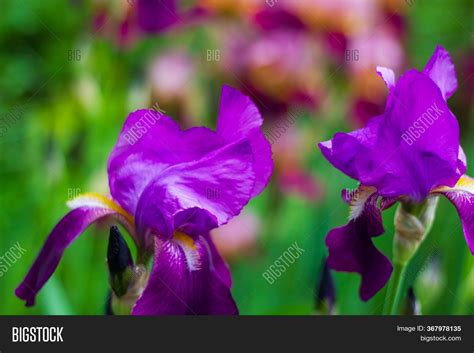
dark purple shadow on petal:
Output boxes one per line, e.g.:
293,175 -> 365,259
325,194 -> 393,301
173,207 -> 218,238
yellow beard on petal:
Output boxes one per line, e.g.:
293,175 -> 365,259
453,175 -> 474,192
173,231 -> 197,250
66,192 -> 134,225
173,231 -> 201,271
433,175 -> 474,194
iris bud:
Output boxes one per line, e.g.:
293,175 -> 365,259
393,197 -> 438,265
107,226 -> 149,315
315,258 -> 336,315
108,226 -> 134,297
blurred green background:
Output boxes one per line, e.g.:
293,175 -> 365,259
0,0 -> 473,315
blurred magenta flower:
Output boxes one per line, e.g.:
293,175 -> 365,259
16,86 -> 273,315
136,0 -> 180,33
92,0 -> 198,47
252,5 -> 306,32
197,0 -> 261,17
220,29 -> 323,114
319,46 -> 474,300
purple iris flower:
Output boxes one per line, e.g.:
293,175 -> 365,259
136,0 -> 207,34
16,85 -> 273,315
252,6 -> 307,32
136,0 -> 180,33
319,46 -> 474,301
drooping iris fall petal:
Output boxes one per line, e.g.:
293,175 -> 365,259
325,188 -> 393,301
132,235 -> 238,315
15,194 -> 133,306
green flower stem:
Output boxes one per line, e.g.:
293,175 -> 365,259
383,262 -> 406,315
391,264 -> 409,315
383,197 -> 438,315
136,247 -> 153,266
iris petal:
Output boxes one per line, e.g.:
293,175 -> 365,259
376,66 -> 396,90
320,70 -> 461,201
135,139 -> 256,239
423,45 -> 458,100
433,175 -> 474,253
137,0 -> 179,33
108,86 -> 272,215
132,235 -> 238,315
217,85 -> 273,197
16,194 -> 133,306
108,110 -> 223,215
326,188 -> 393,301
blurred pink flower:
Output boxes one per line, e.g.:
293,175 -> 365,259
271,124 -> 322,201
347,29 -> 404,75
347,28 -> 405,126
219,28 -> 323,114
147,49 -> 200,127
211,210 -> 261,259
286,0 -> 378,35
149,49 -> 195,103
